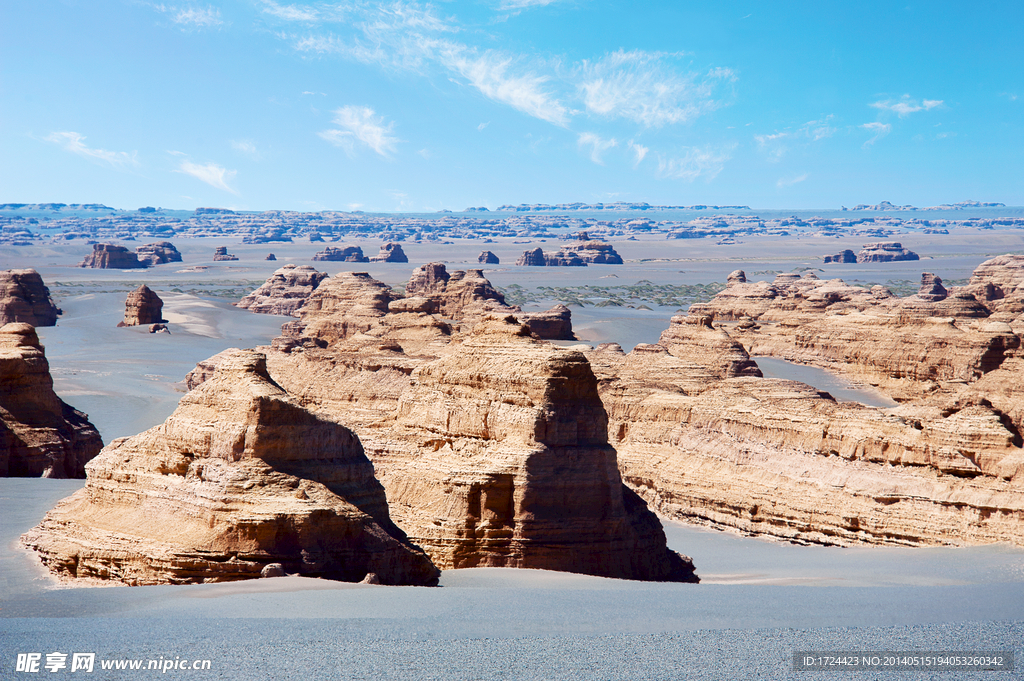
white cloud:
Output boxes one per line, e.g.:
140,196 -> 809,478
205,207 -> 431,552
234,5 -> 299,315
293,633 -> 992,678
177,160 -> 238,193
628,140 -> 648,167
477,121 -> 489,130
578,50 -> 735,127
577,132 -> 617,164
446,51 -> 568,125
870,95 -> 942,117
754,116 -> 835,161
861,121 -> 891,147
173,6 -> 222,27
498,0 -> 561,9
656,145 -> 734,182
230,139 -> 259,158
776,173 -> 808,188
45,132 -> 139,170
319,105 -> 399,156
261,1 -> 320,22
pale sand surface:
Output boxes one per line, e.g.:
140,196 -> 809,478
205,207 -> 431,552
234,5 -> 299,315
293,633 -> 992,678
3,235 -> 1024,678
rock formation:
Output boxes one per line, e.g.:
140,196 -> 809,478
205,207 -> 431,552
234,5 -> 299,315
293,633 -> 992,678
117,285 -> 165,327
857,242 -> 919,262
478,251 -> 499,264
657,315 -> 762,378
312,245 -> 368,262
515,246 -> 585,267
266,253 -> 277,261
0,269 -> 61,326
514,239 -> 623,266
353,317 -> 697,581
517,304 -> 575,341
22,350 -> 439,586
236,265 -> 329,316
0,323 -> 103,478
823,249 -> 857,264
78,243 -> 145,269
289,272 -> 397,346
135,241 -> 182,266
212,246 -> 239,262
369,243 -> 408,263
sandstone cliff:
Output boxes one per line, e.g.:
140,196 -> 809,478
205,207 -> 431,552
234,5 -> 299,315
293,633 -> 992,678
312,246 -> 368,262
514,239 -> 623,266
857,242 -> 919,262
78,244 -> 145,269
0,269 -> 61,327
117,285 -> 166,327
22,350 -> 439,586
236,264 -> 328,316
135,241 -> 182,266
369,243 -> 408,263
0,323 -> 103,478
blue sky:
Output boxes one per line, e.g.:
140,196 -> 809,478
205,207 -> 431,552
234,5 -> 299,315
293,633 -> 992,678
2,1 -> 1021,211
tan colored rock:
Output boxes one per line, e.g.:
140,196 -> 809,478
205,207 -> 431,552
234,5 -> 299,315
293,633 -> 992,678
22,350 -> 439,586
78,243 -> 145,269
0,269 -> 61,327
117,285 -> 165,327
311,246 -> 368,262
369,243 -> 408,263
212,246 -> 238,261
518,304 -> 575,340
291,272 -> 397,346
657,315 -> 761,378
361,317 -> 697,581
0,323 -> 102,478
135,241 -> 182,266
236,264 -> 328,316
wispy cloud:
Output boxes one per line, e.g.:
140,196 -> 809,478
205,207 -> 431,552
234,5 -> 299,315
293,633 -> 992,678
149,3 -> 224,29
578,50 -> 735,127
447,51 -> 568,125
230,139 -> 259,159
45,132 -> 139,170
656,145 -> 734,182
577,132 -> 616,164
870,95 -> 942,118
776,173 -> 808,188
319,105 -> 399,156
628,140 -> 648,167
177,160 -> 238,193
861,121 -> 891,147
754,116 -> 835,161
260,0 -> 320,22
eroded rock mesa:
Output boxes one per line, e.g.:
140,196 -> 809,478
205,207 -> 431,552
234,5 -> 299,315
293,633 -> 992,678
78,243 -> 145,269
135,241 -> 182,266
22,350 -> 439,586
369,243 -> 408,263
312,246 -> 368,262
212,246 -> 238,262
0,323 -> 102,478
236,265 -> 329,316
0,269 -> 61,326
117,285 -> 165,327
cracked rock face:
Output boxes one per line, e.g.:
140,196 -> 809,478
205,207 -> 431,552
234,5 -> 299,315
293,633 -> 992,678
117,285 -> 165,327
78,243 -> 146,269
236,264 -> 329,316
22,350 -> 440,586
0,269 -> 61,327
0,323 -> 102,478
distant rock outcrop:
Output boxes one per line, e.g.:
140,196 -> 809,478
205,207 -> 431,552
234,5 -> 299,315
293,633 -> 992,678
478,251 -> 499,264
22,350 -> 440,586
518,304 -> 575,340
78,243 -> 145,269
117,285 -> 165,327
134,241 -> 182,266
823,249 -> 857,264
369,243 -> 408,263
514,239 -> 623,266
0,323 -> 103,478
312,246 -> 368,262
0,269 -> 61,327
236,265 -> 328,317
266,253 -> 277,261
857,242 -> 919,262
212,246 -> 239,262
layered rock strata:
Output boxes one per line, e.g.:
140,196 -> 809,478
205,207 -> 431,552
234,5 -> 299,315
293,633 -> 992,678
117,285 -> 165,327
236,264 -> 328,316
22,350 -> 440,586
354,317 -> 697,581
78,243 -> 145,269
0,323 -> 102,478
312,246 -> 368,262
0,269 -> 61,326
369,243 -> 408,263
135,241 -> 182,266
857,242 -> 919,262
478,251 -> 499,264
515,240 -> 623,266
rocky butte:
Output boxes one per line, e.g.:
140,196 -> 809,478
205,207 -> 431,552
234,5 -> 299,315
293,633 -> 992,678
369,242 -> 409,263
0,323 -> 103,477
117,285 -> 166,327
22,350 -> 440,586
78,243 -> 145,269
212,246 -> 239,261
134,241 -> 182,266
0,269 -> 61,326
235,264 -> 329,316
312,245 -> 368,262
515,237 -> 623,266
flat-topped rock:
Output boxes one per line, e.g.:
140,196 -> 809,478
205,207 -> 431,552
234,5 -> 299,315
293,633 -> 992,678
312,245 -> 368,262
294,272 -> 397,345
369,243 -> 408,263
212,246 -> 238,261
22,350 -> 440,586
0,269 -> 61,326
135,241 -> 182,266
236,264 -> 329,316
823,249 -> 857,264
0,323 -> 102,477
79,243 -> 145,269
857,241 -> 919,262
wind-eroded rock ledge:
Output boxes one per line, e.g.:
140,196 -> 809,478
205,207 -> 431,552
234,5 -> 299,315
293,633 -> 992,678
23,350 -> 440,586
